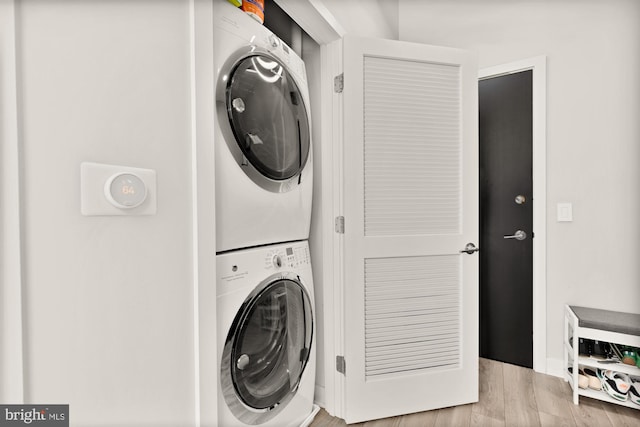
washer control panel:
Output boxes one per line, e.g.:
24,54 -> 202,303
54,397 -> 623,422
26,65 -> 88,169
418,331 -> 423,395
264,244 -> 310,270
217,242 -> 312,296
272,254 -> 283,268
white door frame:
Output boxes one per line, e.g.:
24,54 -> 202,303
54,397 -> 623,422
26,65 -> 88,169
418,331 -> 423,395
0,0 -> 25,404
274,0 -> 345,417
479,57 -> 547,374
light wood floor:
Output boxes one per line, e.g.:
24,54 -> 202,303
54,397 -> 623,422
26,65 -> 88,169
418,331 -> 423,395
310,358 -> 640,427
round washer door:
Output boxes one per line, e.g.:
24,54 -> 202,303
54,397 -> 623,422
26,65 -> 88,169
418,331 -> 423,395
223,53 -> 311,192
221,273 -> 314,425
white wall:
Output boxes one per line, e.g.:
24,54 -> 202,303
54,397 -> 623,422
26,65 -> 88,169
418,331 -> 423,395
399,0 -> 640,371
14,1 -> 197,425
321,0 -> 398,40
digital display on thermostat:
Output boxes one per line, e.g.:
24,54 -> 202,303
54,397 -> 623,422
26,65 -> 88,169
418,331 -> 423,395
105,173 -> 147,209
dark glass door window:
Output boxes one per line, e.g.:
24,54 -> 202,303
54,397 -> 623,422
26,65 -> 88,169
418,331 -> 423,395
226,54 -> 310,181
229,278 -> 313,410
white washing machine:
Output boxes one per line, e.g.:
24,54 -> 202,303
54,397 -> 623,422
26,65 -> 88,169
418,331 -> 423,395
217,240 -> 318,427
213,1 -> 313,253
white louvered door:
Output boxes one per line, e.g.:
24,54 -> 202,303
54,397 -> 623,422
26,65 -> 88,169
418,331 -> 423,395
341,36 -> 478,423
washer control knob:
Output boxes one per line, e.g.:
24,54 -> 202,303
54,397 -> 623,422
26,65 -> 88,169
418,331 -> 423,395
272,255 -> 283,268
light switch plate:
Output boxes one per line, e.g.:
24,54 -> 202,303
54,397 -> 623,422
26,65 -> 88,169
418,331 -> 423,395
81,162 -> 156,216
557,202 -> 573,222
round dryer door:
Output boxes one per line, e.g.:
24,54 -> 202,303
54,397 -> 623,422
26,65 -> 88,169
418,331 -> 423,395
225,54 -> 310,188
221,274 -> 314,424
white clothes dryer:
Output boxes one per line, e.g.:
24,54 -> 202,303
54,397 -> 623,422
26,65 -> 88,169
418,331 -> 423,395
216,240 -> 318,427
213,1 -> 313,253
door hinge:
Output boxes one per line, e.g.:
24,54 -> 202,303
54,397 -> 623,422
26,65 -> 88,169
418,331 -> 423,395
335,216 -> 345,234
334,73 -> 344,93
336,355 -> 346,375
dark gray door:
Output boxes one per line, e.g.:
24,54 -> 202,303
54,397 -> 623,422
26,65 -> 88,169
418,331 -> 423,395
479,70 -> 533,368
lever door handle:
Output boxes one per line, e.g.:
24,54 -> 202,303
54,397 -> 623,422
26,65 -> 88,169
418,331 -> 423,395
504,230 -> 527,241
460,243 -> 479,254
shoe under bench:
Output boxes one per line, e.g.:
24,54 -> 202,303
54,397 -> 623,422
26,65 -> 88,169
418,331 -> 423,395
564,304 -> 640,409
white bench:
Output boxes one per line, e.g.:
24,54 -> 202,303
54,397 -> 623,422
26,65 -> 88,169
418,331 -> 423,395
564,304 -> 640,409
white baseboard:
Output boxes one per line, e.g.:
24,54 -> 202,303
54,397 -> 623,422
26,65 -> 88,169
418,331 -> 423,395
301,405 -> 321,427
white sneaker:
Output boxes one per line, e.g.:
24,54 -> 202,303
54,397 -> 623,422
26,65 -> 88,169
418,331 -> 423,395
600,369 -> 631,401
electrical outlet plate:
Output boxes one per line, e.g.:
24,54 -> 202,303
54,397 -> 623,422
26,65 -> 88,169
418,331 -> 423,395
81,162 -> 157,216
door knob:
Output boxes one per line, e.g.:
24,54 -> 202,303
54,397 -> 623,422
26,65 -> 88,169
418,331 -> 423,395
515,195 -> 526,205
460,243 -> 479,254
504,230 -> 527,241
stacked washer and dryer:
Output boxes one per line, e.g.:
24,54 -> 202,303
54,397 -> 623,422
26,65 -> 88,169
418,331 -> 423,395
213,1 -> 318,426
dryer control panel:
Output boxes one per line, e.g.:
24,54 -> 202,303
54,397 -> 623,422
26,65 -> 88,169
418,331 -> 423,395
264,244 -> 310,270
263,34 -> 306,83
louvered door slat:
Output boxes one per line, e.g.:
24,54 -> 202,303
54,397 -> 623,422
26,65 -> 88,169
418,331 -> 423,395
363,56 -> 461,237
363,256 -> 460,378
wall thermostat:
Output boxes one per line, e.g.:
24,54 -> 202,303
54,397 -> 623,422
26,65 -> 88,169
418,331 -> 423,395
80,162 -> 156,216
105,173 -> 148,209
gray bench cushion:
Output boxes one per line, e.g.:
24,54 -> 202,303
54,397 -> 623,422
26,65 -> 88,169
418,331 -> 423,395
571,306 -> 640,337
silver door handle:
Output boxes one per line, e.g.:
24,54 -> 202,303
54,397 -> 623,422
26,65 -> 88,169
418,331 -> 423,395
504,230 -> 527,240
460,243 -> 479,254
